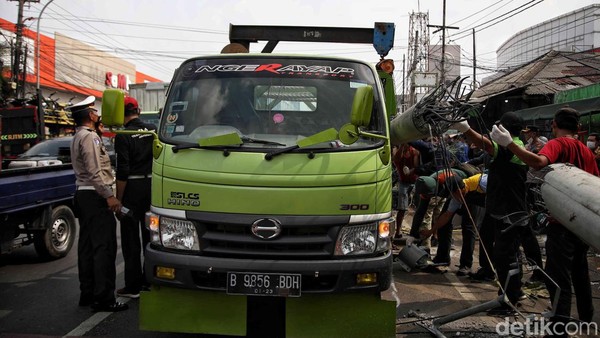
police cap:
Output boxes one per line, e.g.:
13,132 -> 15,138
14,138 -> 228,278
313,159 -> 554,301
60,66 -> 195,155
68,96 -> 97,118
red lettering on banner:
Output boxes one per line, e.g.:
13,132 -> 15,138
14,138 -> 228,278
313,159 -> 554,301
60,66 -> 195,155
105,72 -> 129,90
117,74 -> 127,89
255,64 -> 282,74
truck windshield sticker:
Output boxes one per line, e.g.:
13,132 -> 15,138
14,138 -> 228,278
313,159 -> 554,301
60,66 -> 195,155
273,113 -> 284,124
166,113 -> 179,124
193,64 -> 355,78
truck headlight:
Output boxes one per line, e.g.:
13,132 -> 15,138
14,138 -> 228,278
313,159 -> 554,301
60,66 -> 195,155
146,215 -> 200,251
334,219 -> 392,256
334,224 -> 376,255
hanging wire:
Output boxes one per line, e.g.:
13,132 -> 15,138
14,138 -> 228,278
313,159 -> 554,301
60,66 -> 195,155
408,76 -> 481,140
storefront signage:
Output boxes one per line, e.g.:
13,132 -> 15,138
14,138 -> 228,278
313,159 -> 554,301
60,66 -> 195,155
105,72 -> 131,90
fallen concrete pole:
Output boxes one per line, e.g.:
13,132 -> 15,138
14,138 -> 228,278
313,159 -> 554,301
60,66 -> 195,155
541,163 -> 600,252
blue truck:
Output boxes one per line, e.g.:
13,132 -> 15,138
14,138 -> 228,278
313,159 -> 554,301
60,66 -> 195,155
0,144 -> 77,258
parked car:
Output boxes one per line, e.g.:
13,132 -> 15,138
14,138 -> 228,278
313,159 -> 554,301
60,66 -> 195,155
6,135 -> 116,169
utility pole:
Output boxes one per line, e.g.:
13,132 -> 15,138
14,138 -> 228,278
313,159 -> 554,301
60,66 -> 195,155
9,0 -> 39,99
401,54 -> 405,113
472,28 -> 477,89
441,0 -> 447,84
37,0 -> 54,141
428,0 -> 458,86
12,0 -> 26,99
409,30 -> 419,107
21,44 -> 28,98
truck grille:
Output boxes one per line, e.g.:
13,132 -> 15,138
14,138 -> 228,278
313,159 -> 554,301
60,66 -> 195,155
197,222 -> 339,259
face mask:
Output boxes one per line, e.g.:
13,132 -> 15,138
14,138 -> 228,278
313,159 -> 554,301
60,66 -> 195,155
587,141 -> 596,149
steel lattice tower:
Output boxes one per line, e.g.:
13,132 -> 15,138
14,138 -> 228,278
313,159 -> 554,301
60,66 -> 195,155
406,11 -> 430,107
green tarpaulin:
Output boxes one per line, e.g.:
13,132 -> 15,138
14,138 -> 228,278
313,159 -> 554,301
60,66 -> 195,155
516,97 -> 600,121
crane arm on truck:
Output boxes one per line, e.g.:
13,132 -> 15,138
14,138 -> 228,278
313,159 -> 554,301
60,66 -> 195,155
226,23 -> 398,118
228,23 -> 394,57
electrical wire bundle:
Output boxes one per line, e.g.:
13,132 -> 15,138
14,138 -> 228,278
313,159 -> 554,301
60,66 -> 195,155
389,76 -> 481,145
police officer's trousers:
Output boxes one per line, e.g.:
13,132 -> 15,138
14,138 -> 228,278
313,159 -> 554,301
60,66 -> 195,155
75,190 -> 117,305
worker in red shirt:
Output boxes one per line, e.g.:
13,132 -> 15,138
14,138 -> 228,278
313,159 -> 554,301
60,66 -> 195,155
491,107 -> 599,335
391,144 -> 420,242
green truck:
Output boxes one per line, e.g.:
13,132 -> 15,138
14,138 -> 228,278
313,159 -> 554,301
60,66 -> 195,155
102,23 -> 399,337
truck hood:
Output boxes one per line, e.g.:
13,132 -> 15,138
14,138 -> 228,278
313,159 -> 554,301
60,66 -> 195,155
153,146 -> 391,215
160,146 -> 386,187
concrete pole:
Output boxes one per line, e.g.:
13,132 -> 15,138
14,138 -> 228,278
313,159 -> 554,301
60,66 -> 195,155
36,0 -> 54,140
440,0 -> 446,85
13,0 -> 25,98
472,28 -> 477,89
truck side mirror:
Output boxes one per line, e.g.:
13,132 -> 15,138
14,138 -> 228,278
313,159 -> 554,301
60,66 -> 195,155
339,85 -> 375,145
350,85 -> 373,127
101,89 -> 125,127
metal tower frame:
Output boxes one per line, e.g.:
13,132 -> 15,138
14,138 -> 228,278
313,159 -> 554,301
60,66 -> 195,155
406,12 -> 430,107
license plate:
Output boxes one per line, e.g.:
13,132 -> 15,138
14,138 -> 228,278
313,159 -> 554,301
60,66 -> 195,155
226,272 -> 301,297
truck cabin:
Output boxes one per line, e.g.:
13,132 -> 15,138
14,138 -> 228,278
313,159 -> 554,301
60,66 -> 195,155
158,56 -> 387,150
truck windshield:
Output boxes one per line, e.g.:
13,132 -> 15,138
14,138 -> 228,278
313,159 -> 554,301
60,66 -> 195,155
159,57 -> 385,150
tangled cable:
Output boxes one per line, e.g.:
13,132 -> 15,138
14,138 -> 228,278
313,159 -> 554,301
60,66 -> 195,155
410,76 -> 481,137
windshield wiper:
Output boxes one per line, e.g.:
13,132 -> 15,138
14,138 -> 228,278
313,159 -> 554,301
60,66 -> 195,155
264,128 -> 338,161
240,136 -> 285,146
172,142 -> 227,153
172,134 -> 285,153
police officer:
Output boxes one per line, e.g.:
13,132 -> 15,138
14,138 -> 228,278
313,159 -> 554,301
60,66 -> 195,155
115,96 -> 156,298
70,96 -> 128,312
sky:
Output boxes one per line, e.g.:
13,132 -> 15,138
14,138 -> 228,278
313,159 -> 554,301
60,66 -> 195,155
1,0 -> 598,86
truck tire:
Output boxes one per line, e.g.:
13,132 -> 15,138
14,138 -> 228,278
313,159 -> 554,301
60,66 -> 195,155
34,205 -> 77,259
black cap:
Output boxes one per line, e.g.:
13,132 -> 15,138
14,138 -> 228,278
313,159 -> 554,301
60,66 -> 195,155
498,111 -> 524,136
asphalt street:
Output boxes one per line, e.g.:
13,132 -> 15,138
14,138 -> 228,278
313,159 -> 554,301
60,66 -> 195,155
1,214 -> 599,337
388,210 -> 600,337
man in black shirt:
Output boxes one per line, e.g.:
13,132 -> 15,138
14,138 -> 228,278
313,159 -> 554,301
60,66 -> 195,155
453,112 -> 529,314
115,96 -> 156,298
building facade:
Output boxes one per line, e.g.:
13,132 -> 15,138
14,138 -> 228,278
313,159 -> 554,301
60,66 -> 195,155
1,18 -> 162,105
497,4 -> 600,70
0,18 -> 162,157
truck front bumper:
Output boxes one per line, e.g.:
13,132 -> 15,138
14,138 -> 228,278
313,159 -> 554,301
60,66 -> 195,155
144,245 -> 392,293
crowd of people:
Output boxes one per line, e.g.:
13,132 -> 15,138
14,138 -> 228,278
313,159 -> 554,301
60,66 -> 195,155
391,108 -> 599,336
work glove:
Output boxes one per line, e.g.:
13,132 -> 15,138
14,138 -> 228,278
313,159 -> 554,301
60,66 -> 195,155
490,124 -> 513,147
451,120 -> 470,133
402,166 -> 410,175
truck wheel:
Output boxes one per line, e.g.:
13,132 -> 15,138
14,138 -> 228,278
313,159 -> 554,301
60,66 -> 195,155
34,205 -> 77,259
